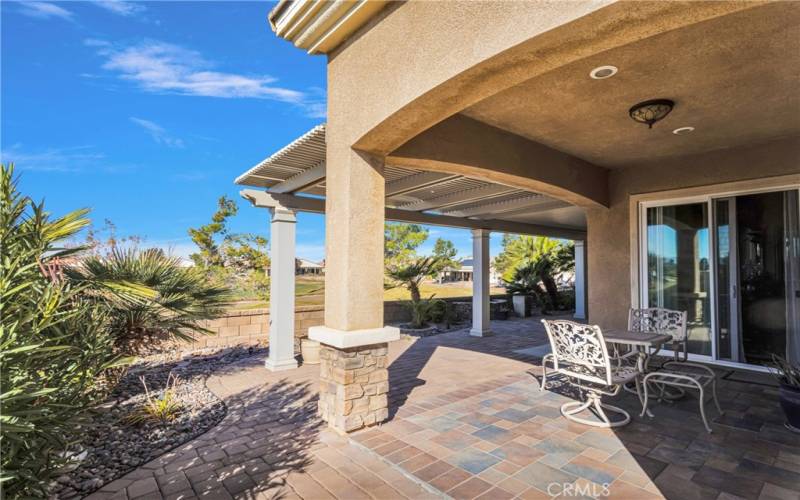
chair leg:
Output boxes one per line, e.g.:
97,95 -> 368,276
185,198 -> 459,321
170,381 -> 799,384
540,354 -> 552,391
711,379 -> 723,415
640,379 -> 650,418
562,392 -> 630,428
698,385 -> 712,433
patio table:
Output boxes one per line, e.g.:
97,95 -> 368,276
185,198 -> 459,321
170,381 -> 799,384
603,330 -> 673,416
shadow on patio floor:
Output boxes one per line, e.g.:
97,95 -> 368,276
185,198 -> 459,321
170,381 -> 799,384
358,317 -> 800,500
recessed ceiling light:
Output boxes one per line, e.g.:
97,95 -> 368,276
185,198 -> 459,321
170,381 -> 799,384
590,65 -> 618,80
672,126 -> 695,135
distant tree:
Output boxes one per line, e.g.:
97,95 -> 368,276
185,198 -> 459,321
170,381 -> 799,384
84,219 -> 142,256
224,234 -> 269,274
431,237 -> 458,273
188,196 -> 270,300
188,196 -> 238,268
384,223 -> 428,266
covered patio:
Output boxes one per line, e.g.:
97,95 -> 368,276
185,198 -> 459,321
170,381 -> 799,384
91,318 -> 800,499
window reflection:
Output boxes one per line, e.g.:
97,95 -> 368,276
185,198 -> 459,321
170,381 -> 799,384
646,203 -> 711,356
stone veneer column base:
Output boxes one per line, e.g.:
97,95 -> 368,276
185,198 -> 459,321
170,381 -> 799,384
318,343 -> 389,434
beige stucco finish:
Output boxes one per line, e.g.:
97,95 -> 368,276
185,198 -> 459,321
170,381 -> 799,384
323,147 -> 386,332
329,1 -> 767,156
318,0 -> 798,341
388,114 -> 609,208
463,2 -> 800,168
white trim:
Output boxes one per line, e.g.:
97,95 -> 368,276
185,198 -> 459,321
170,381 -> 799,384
308,325 -> 400,349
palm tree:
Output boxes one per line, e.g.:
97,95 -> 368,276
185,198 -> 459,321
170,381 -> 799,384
385,256 -> 444,328
65,248 -> 231,356
385,256 -> 441,303
498,236 -> 574,310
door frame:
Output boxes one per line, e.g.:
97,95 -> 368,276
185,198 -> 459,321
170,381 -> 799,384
629,174 -> 800,371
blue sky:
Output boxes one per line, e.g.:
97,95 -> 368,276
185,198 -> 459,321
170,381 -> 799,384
1,0 -> 502,262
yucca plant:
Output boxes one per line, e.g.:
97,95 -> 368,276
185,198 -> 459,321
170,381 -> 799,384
0,164 -> 127,497
65,248 -> 231,356
127,374 -> 183,425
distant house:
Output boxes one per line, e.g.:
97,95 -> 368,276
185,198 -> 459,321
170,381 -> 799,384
296,258 -> 324,276
438,258 -> 501,286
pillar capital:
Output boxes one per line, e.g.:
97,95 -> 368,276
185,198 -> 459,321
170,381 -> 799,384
270,206 -> 297,223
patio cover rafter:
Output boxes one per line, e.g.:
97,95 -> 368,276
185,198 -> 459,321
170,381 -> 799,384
240,189 -> 586,239
235,123 -> 587,237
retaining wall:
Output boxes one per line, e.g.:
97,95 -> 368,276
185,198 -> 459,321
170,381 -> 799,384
173,296 -> 512,353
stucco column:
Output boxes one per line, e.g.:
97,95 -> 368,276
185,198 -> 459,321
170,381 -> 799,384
264,207 -> 299,372
470,228 -> 492,337
309,148 -> 398,433
574,240 -> 587,320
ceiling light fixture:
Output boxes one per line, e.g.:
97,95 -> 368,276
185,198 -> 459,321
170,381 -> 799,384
672,126 -> 695,135
590,65 -> 618,80
629,99 -> 675,129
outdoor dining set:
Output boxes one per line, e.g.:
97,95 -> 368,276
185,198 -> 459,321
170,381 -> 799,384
539,307 -> 723,432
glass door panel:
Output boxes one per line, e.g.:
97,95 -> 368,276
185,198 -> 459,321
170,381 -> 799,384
714,198 -> 741,362
645,203 -> 712,356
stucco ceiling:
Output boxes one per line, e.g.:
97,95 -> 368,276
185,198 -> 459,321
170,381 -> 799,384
462,2 -> 800,169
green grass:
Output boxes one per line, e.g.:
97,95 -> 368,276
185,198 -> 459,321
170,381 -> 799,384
232,279 -> 504,309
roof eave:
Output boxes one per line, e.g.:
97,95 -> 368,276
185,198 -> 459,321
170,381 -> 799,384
267,0 -> 388,55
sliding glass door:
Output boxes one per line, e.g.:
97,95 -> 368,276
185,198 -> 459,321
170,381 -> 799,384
643,201 -> 712,357
641,187 -> 800,368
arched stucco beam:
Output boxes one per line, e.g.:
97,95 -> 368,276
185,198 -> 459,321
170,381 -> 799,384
352,1 -> 766,157
388,115 -> 609,209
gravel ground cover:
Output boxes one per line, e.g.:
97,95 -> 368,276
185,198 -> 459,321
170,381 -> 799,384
51,346 -> 266,499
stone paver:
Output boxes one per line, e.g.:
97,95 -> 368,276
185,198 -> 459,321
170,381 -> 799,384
89,317 -> 800,499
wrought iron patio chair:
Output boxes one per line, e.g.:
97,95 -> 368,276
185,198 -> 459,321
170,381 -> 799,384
629,307 -> 723,432
541,319 -> 641,428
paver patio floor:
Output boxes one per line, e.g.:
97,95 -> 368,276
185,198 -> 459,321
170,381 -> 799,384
88,318 -> 800,500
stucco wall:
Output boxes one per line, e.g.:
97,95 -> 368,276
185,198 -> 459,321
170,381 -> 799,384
587,136 -> 800,330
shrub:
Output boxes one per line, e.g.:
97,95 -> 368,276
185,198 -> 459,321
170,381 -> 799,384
127,374 -> 182,425
403,296 -> 445,329
0,164 -> 125,497
65,248 -> 231,356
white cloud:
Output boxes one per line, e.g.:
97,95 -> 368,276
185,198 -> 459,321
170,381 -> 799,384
1,144 -> 103,172
88,39 -> 325,117
90,1 -> 145,17
17,2 -> 74,21
130,117 -> 184,148
0,144 -> 135,173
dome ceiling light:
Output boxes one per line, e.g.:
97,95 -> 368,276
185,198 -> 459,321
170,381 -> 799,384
589,65 -> 618,79
629,99 -> 675,129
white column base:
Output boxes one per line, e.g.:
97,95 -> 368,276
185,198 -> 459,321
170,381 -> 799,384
469,328 -> 492,337
264,356 -> 299,372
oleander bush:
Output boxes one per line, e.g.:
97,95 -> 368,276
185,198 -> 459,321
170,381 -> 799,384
0,164 -> 126,497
